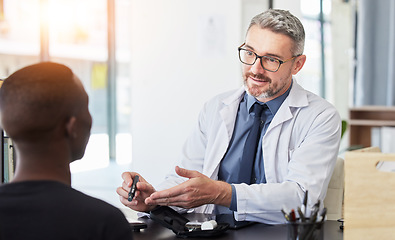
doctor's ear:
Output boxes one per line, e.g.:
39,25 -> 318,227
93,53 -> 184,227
291,55 -> 306,75
65,116 -> 77,138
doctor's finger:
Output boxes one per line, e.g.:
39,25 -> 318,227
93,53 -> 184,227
116,186 -> 129,199
175,166 -> 202,179
119,193 -> 138,208
145,195 -> 179,206
121,181 -> 131,191
149,185 -> 186,200
121,171 -> 135,180
121,172 -> 134,185
146,193 -> 197,208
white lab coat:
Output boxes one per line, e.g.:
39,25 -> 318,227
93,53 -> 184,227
157,81 -> 341,224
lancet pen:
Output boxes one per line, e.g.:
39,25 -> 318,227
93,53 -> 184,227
128,175 -> 139,202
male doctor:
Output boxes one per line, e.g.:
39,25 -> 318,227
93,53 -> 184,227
117,9 -> 341,224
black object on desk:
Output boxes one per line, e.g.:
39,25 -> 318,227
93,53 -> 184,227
133,212 -> 343,240
214,213 -> 255,229
130,222 -> 148,232
149,206 -> 229,238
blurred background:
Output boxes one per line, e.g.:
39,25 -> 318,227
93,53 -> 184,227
1,0 -> 393,207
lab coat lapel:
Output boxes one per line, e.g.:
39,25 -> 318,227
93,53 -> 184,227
266,81 -> 309,132
262,81 -> 309,182
204,87 -> 245,179
220,88 -> 245,139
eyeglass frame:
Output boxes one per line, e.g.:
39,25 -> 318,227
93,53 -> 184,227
238,43 -> 301,72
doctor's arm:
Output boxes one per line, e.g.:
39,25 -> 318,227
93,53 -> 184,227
233,107 -> 342,224
146,166 -> 232,209
146,94 -> 239,210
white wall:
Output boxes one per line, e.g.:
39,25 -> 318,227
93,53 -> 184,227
127,0 -> 353,186
331,0 -> 354,152
129,0 -> 246,186
273,0 -> 302,18
327,0 -> 353,120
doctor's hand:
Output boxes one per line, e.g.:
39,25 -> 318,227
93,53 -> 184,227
145,166 -> 232,209
116,172 -> 157,212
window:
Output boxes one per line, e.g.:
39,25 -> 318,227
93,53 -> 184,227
297,0 -> 332,99
0,0 -> 132,174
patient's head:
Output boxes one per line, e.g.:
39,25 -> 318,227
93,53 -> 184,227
0,62 -> 92,161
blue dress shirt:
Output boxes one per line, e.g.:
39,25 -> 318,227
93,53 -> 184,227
217,83 -> 292,213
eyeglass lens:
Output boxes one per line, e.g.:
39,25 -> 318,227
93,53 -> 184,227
239,49 -> 280,72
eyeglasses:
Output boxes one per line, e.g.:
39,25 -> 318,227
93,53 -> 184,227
238,43 -> 300,72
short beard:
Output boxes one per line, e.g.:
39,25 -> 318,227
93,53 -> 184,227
243,72 -> 278,99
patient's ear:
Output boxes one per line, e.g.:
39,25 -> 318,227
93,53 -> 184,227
65,116 -> 77,138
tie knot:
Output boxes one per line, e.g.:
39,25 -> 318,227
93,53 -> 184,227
252,103 -> 265,117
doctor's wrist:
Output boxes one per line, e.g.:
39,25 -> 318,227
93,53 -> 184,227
213,180 -> 232,207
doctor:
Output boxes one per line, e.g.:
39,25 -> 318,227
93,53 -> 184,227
117,9 -> 341,224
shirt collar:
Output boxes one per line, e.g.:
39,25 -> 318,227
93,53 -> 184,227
246,80 -> 293,115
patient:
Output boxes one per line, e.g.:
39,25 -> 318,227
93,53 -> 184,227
0,62 -> 133,240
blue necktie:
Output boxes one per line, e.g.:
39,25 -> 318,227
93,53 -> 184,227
239,103 -> 265,184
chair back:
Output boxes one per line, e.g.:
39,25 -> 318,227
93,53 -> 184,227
323,157 -> 344,220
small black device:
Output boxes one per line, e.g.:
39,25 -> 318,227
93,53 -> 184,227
130,222 -> 147,232
128,175 -> 139,202
149,206 -> 229,237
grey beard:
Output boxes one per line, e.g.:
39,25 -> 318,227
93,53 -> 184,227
243,81 -> 274,99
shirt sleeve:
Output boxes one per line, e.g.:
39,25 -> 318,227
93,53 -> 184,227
230,184 -> 238,211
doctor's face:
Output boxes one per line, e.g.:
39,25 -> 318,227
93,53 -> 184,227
241,25 -> 305,102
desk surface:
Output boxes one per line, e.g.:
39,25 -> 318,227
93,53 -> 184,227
132,213 -> 343,240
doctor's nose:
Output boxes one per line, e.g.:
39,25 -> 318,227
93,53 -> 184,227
250,58 -> 267,74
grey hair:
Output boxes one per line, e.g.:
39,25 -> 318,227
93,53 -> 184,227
247,9 -> 305,56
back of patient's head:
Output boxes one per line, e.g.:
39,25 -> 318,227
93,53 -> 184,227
0,62 -> 85,142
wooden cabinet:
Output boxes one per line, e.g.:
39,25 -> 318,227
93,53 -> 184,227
349,106 -> 395,147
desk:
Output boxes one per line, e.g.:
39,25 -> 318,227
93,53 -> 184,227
132,213 -> 343,240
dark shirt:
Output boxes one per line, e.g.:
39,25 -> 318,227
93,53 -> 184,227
0,180 -> 133,240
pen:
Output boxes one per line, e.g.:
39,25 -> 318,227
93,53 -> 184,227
319,207 -> 327,223
309,200 -> 321,223
290,209 -> 296,222
281,209 -> 290,221
128,175 -> 139,202
301,190 -> 308,215
297,207 -> 306,222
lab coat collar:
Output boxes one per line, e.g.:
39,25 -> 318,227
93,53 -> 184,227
222,87 -> 245,106
286,80 -> 309,108
217,80 -> 309,141
266,80 -> 309,133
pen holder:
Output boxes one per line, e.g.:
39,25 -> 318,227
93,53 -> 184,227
286,219 -> 324,240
